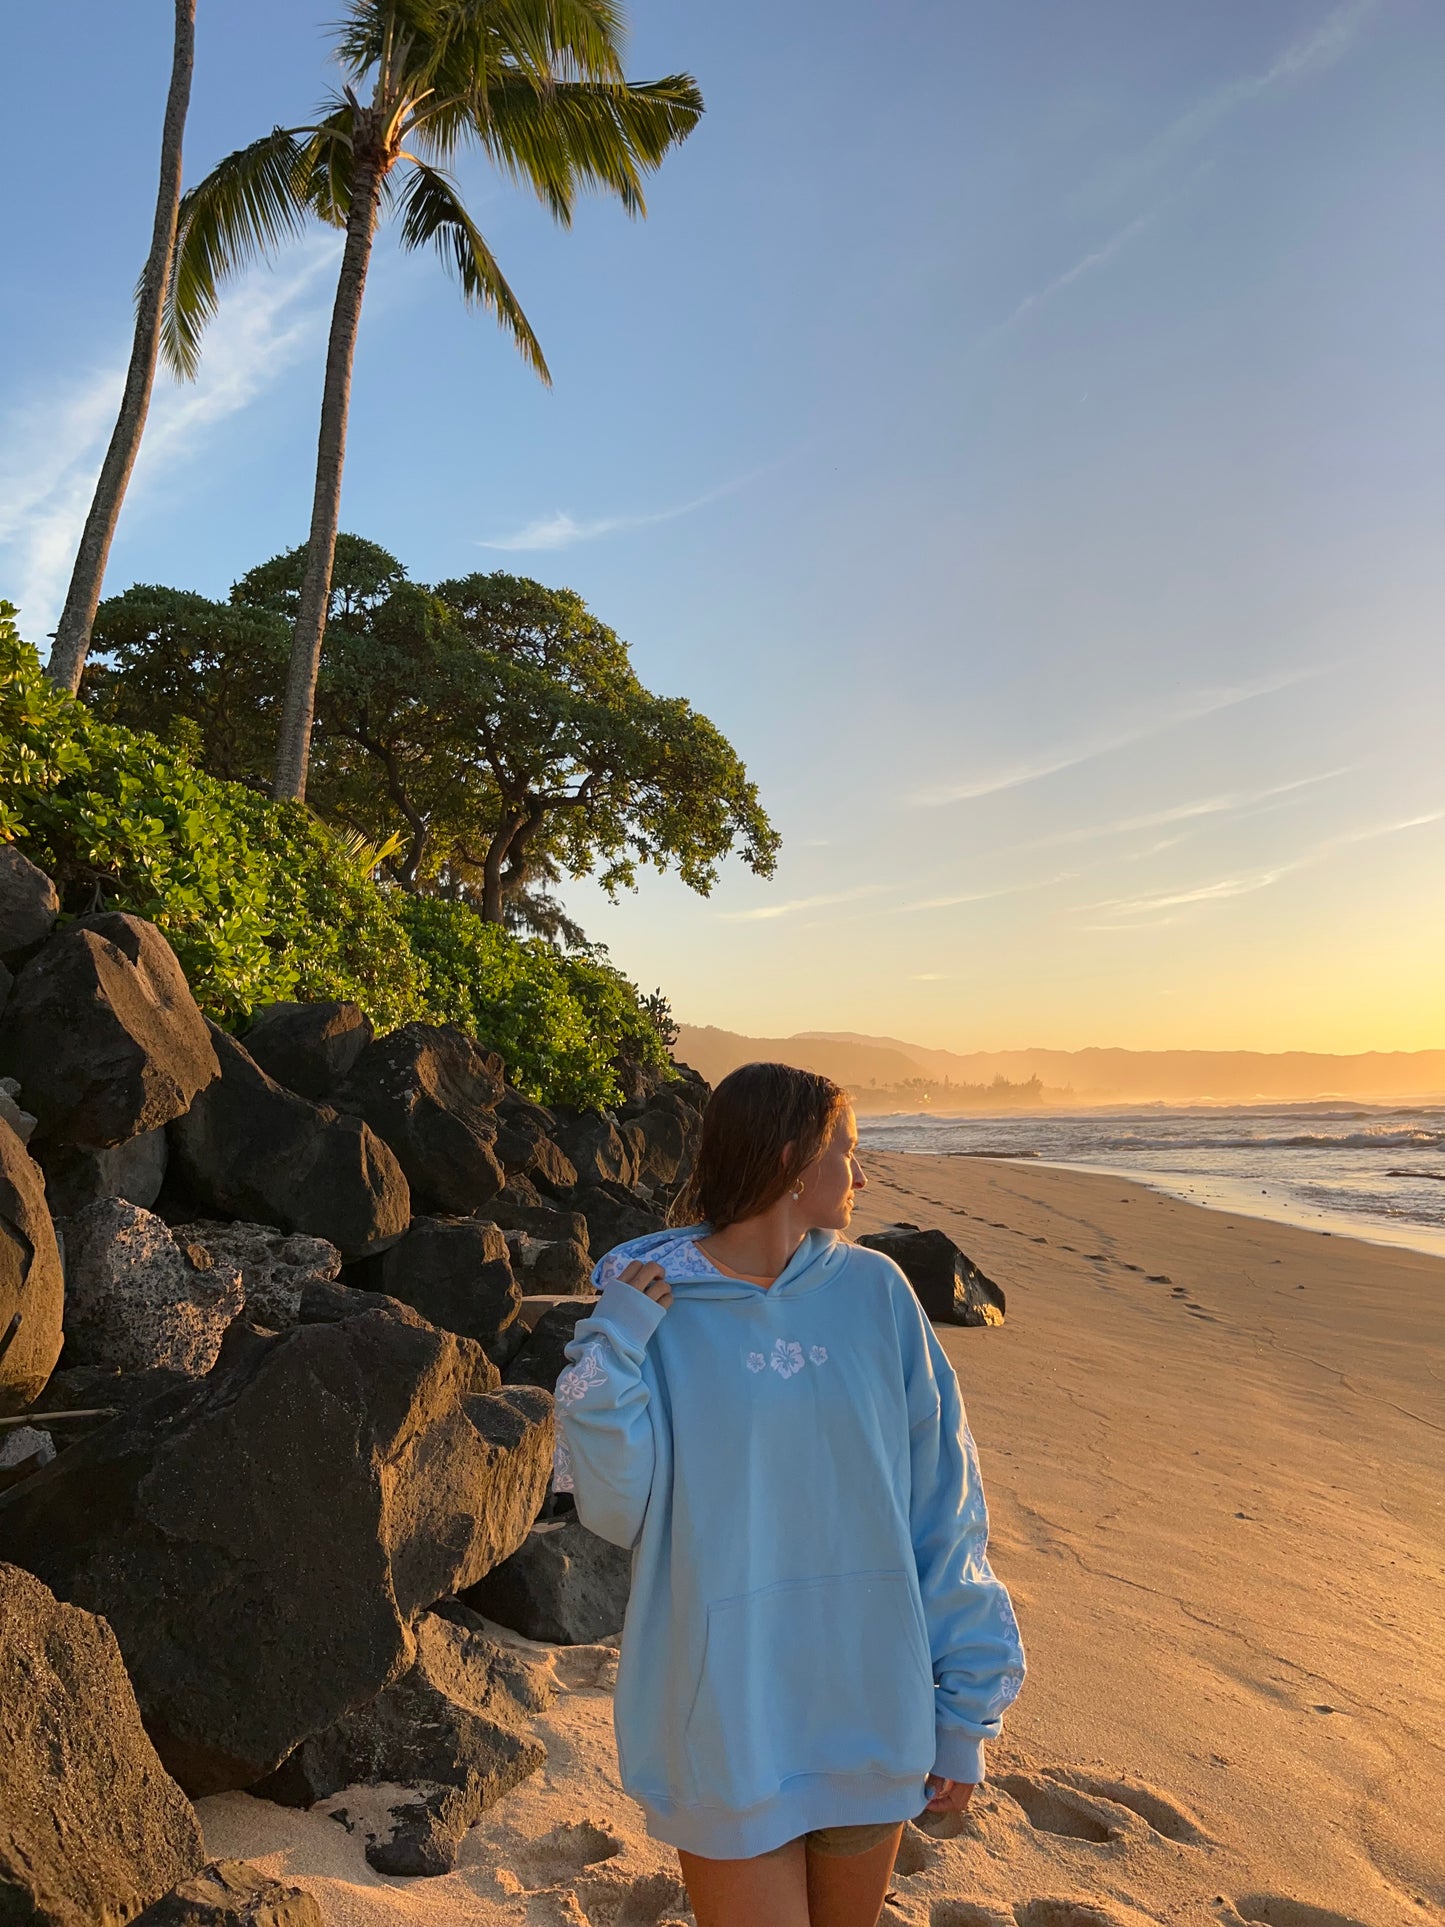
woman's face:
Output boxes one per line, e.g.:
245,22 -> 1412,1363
799,1106 -> 867,1230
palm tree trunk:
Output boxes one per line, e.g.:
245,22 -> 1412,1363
271,143 -> 384,803
47,0 -> 197,694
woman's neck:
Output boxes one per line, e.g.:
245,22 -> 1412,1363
698,1208 -> 809,1284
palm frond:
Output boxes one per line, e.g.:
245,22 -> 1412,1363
395,158 -> 550,381
458,70 -> 703,221
162,126 -> 316,378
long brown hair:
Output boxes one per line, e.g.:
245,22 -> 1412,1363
671,1061 -> 851,1230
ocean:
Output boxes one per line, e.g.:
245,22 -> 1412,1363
856,1102 -> 1445,1258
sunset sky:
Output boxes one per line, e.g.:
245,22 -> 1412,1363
4,1 -> 1441,1053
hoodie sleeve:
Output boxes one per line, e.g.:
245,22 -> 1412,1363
905,1307 -> 1026,1785
553,1263 -> 668,1551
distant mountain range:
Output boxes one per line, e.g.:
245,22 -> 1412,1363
673,1024 -> 1445,1106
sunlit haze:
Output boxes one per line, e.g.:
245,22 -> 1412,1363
4,1 -> 1441,1053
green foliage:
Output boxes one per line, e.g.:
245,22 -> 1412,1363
396,895 -> 668,1109
2,605 -> 669,1102
87,583 -> 289,786
2,603 -> 423,1024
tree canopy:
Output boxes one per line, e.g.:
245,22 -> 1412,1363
94,540 -> 779,927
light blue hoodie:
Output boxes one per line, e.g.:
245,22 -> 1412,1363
554,1226 -> 1025,1861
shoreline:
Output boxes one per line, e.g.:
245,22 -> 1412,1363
1019,1153 -> 1445,1260
206,1158 -> 1445,1925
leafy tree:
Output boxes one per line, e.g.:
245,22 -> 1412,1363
47,0 -> 198,694
234,549 -> 780,920
432,571 -> 780,921
86,584 -> 288,785
162,0 -> 703,804
104,544 -> 781,924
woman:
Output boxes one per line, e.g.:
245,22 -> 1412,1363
554,1062 -> 1024,1927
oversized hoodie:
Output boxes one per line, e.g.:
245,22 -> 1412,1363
553,1226 -> 1025,1861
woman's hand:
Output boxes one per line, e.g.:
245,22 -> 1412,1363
618,1260 -> 673,1310
923,1775 -> 976,1814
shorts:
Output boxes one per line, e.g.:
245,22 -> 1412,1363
762,1821 -> 901,1859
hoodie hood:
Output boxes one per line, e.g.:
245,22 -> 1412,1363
595,1225 -> 852,1303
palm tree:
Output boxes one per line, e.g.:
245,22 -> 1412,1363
163,0 -> 702,802
47,0 -> 197,695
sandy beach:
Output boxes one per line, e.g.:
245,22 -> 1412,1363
200,1154 -> 1445,1927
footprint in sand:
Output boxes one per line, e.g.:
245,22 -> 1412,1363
571,1868 -> 691,1926
1229,1901 -> 1371,1927
1039,1769 -> 1208,1844
995,1769 -> 1208,1850
504,1819 -> 624,1889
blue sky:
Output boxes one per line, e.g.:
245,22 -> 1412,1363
4,1 -> 1443,1051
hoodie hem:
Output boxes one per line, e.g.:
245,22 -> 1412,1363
635,1771 -> 930,1860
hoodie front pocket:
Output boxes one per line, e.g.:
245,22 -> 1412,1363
682,1569 -> 935,1810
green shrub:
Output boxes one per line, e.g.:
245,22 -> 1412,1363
1,607 -> 669,1103
396,895 -> 666,1109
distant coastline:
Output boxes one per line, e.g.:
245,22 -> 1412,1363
676,1022 -> 1445,1108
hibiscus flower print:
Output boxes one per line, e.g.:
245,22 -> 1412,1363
746,1352 -> 766,1373
809,1345 -> 828,1365
770,1339 -> 805,1379
555,1345 -> 606,1406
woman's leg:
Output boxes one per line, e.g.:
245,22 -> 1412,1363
805,1824 -> 905,1927
678,1839 -> 811,1927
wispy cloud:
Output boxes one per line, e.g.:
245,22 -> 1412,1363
1011,3 -> 1377,327
1009,214 -> 1154,325
910,669 -> 1319,808
481,472 -> 754,553
0,240 -> 339,639
1025,767 -> 1354,852
1081,0 -> 1378,213
1085,805 -> 1442,928
903,871 -> 1076,914
718,884 -> 889,924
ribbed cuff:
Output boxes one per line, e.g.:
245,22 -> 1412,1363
932,1728 -> 986,1786
591,1278 -> 669,1347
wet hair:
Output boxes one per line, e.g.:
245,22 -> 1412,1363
671,1061 -> 852,1231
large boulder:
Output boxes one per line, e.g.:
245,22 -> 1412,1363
0,1115 -> 65,1412
0,843 -> 59,962
0,1304 -> 555,1794
170,1026 -> 409,1262
0,1561 -> 205,1925
504,1299 -> 595,1392
172,1221 -> 340,1331
622,1089 -> 703,1198
135,1862 -> 321,1927
0,914 -> 219,1149
461,1515 -> 631,1645
570,1179 -> 665,1259
856,1223 -> 1006,1326
332,1023 -> 505,1214
258,1611 -> 553,1876
507,1232 -> 593,1296
241,1001 -> 373,1104
550,1111 -> 636,1189
38,1125 -> 168,1217
493,1110 -> 579,1193
355,1214 -> 523,1362
58,1200 -> 246,1377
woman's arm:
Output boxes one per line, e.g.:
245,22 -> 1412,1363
906,1313 -> 1026,1785
554,1257 -> 671,1550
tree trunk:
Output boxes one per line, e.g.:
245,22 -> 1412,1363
270,141 -> 384,802
480,812 -> 528,924
46,0 -> 197,694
